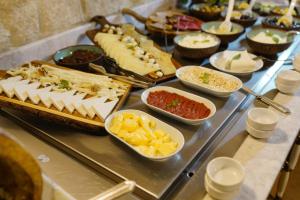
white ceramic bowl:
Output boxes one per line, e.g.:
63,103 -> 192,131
247,108 -> 279,131
276,78 -> 300,94
206,157 -> 245,192
276,70 -> 300,85
246,122 -> 273,139
205,173 -> 240,200
105,109 -> 185,161
141,86 -> 216,125
176,65 -> 243,97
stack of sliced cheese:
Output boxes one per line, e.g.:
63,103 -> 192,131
0,76 -> 118,121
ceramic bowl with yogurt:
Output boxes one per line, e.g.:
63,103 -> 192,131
246,27 -> 294,55
206,157 -> 245,192
201,21 -> 244,44
174,32 -> 220,59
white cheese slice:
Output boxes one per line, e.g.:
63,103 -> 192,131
14,82 -> 41,101
73,99 -> 87,117
38,91 -> 52,108
2,80 -> 29,98
63,93 -> 86,113
82,96 -> 108,119
28,86 -> 52,105
50,90 -> 76,111
92,99 -> 118,120
0,76 -> 22,93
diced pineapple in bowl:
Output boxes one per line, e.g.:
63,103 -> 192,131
105,109 -> 185,161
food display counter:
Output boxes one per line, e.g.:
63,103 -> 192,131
1,0 -> 300,200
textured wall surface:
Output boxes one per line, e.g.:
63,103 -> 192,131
0,0 -> 151,53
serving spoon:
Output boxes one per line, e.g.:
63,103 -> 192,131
242,0 -> 256,15
279,0 -> 297,25
219,0 -> 235,33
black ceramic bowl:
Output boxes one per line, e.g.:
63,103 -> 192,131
221,11 -> 258,28
174,32 -> 220,59
53,45 -> 103,71
262,16 -> 300,31
190,3 -> 224,21
246,27 -> 295,55
201,21 -> 244,44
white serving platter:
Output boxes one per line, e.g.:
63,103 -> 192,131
176,65 -> 243,97
209,51 -> 264,76
141,86 -> 216,125
105,109 -> 185,161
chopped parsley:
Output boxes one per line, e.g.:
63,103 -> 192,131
272,36 -> 279,44
232,53 -> 241,60
199,72 -> 210,84
166,98 -> 181,109
265,30 -> 273,37
201,39 -> 210,43
58,79 -> 71,90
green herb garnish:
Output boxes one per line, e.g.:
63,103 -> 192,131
265,30 -> 273,37
201,39 -> 210,43
199,72 -> 210,84
58,79 -> 71,90
272,36 -> 279,44
166,98 -> 181,109
226,53 -> 241,70
232,53 -> 241,60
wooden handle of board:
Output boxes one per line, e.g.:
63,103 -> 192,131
121,8 -> 147,23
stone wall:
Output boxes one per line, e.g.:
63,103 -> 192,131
0,0 -> 151,53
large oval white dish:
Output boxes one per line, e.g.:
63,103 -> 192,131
176,65 -> 243,97
209,51 -> 264,76
141,86 -> 216,125
105,109 -> 185,161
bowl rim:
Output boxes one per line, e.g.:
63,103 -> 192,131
277,69 -> 300,84
247,107 -> 279,127
220,10 -> 258,22
206,156 -> 245,187
246,122 -> 274,138
201,21 -> 245,36
53,44 -> 103,66
173,32 -> 221,50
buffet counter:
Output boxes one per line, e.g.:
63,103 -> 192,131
0,0 -> 300,200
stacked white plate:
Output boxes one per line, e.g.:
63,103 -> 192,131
205,157 -> 245,200
275,69 -> 300,94
246,108 -> 279,139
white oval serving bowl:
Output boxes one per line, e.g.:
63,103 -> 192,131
205,173 -> 240,200
276,69 -> 300,85
141,86 -> 216,125
176,65 -> 243,97
247,108 -> 279,131
246,122 -> 273,139
105,109 -> 185,161
206,157 -> 245,192
275,78 -> 300,94
209,51 -> 264,76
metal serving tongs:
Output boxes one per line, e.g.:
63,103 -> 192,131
89,181 -> 135,200
241,86 -> 291,114
89,63 -> 154,88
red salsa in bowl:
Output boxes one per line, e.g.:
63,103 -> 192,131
147,90 -> 211,120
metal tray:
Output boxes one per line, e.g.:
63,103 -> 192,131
1,22 -> 299,200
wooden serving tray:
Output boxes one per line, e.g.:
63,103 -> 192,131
87,16 -> 182,83
0,61 -> 132,132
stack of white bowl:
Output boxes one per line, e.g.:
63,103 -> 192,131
275,69 -> 300,94
205,157 -> 245,200
246,108 -> 279,139
293,53 -> 300,72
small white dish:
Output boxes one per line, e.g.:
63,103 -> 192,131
105,109 -> 185,161
293,53 -> 300,72
276,78 -> 300,94
247,108 -> 279,131
205,173 -> 240,200
276,69 -> 300,85
206,157 -> 245,192
141,86 -> 216,125
209,51 -> 264,76
176,65 -> 243,97
246,122 -> 273,139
